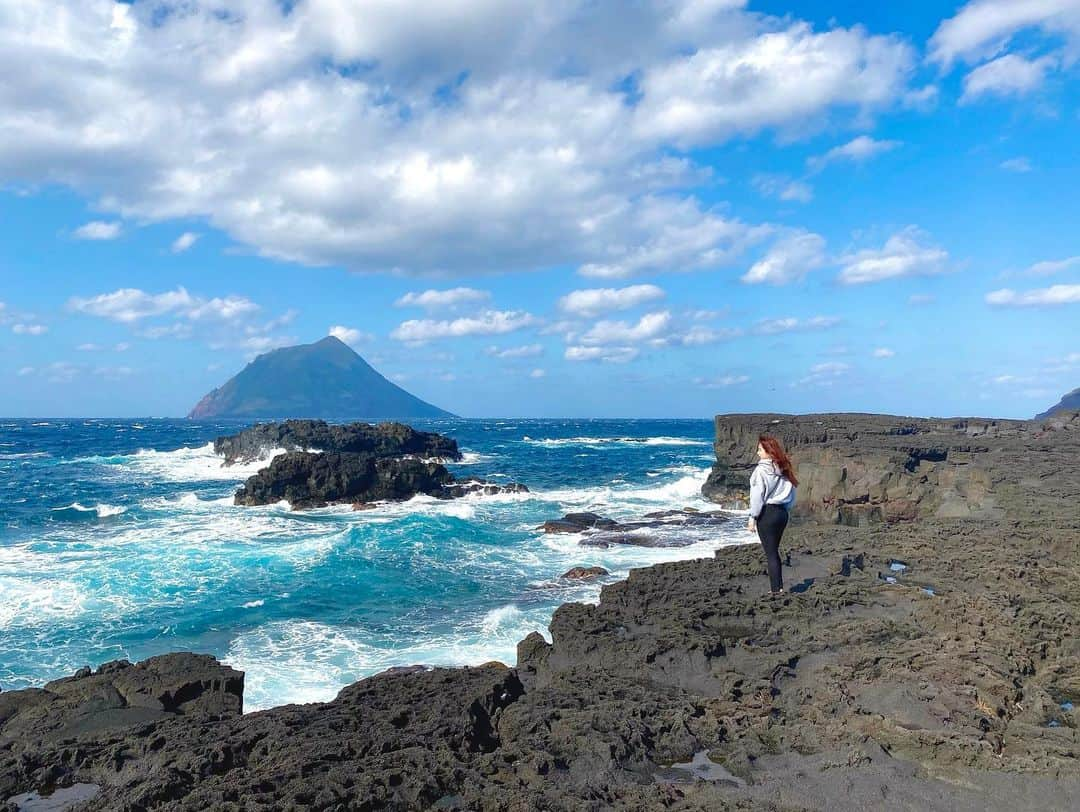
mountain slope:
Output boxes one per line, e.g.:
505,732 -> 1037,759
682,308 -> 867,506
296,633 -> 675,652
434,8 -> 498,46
1036,387 -> 1080,420
188,336 -> 455,419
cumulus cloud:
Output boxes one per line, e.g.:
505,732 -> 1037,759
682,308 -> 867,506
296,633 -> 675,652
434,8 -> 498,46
985,284 -> 1080,307
837,227 -> 949,285
529,368 -> 546,378
580,311 -> 671,345
486,344 -> 544,358
72,220 -> 122,240
960,53 -> 1057,103
752,316 -> 841,335
1026,256 -> 1080,276
752,174 -> 813,203
742,232 -> 826,285
807,135 -> 901,171
930,0 -> 1080,66
873,347 -> 895,358
565,345 -> 640,363
12,323 -> 47,335
390,310 -> 537,342
0,2 -> 917,278
171,232 -> 200,253
68,287 -> 257,323
395,288 -> 491,310
558,285 -> 665,317
329,325 -> 374,346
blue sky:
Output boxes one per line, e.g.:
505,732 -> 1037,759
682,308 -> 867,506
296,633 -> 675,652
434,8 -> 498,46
1,0 -> 1077,418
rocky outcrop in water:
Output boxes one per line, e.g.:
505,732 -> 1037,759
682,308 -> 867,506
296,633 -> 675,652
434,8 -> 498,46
540,508 -> 733,548
214,419 -> 461,465
222,421 -> 525,508
4,411 -> 1079,810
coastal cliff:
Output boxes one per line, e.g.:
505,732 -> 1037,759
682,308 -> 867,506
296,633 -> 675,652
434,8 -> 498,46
3,412 -> 1079,810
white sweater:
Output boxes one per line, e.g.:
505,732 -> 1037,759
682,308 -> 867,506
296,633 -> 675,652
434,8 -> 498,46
749,459 -> 796,518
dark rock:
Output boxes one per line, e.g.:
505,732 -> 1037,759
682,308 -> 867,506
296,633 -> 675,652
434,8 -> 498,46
439,480 -> 529,498
214,419 -> 461,465
559,566 -> 609,580
701,412 -> 1037,524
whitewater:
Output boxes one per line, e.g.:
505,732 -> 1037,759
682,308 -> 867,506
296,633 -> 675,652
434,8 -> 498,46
0,418 -> 748,711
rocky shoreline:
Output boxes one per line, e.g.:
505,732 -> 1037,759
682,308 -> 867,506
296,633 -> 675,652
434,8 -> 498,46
3,411 -> 1079,810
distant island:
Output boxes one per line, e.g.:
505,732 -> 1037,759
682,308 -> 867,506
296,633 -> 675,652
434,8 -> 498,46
1037,386 -> 1080,420
188,335 -> 455,420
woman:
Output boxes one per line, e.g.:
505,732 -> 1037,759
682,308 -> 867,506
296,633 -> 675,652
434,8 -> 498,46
747,435 -> 798,594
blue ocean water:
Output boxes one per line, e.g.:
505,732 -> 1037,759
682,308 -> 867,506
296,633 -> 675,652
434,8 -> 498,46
0,418 -> 747,710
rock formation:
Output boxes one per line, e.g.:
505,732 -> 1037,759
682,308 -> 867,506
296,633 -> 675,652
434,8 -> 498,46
214,419 -> 461,465
1037,386 -> 1080,420
219,421 -> 525,508
699,412 -> 1080,524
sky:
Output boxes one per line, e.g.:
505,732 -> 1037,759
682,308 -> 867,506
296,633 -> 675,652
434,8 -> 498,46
0,0 -> 1078,419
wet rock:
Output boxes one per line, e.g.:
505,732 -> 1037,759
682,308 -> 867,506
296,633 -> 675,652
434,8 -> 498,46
214,419 -> 461,465
559,566 -> 609,580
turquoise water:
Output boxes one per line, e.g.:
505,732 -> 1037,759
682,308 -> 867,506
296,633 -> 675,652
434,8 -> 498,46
0,418 -> 747,710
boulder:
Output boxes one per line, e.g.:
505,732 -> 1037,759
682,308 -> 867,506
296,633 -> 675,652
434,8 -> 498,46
559,566 -> 609,580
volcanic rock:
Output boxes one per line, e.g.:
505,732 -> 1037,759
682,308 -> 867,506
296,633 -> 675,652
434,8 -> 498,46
214,419 -> 461,465
559,566 -> 609,580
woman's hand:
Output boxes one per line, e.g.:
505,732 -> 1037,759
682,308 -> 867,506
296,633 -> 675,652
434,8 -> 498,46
747,517 -> 756,533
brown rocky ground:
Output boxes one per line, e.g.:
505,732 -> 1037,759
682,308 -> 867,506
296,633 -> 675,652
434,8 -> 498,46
2,412 -> 1078,810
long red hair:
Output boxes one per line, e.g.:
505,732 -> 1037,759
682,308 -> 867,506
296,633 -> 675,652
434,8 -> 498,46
758,435 -> 798,487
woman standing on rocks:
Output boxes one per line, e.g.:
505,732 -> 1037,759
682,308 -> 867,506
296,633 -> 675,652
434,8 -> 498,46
748,435 -> 798,595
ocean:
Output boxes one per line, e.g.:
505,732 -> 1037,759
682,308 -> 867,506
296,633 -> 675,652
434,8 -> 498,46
0,418 -> 749,711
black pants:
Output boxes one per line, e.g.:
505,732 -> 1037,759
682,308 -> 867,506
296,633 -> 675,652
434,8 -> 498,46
756,504 -> 789,592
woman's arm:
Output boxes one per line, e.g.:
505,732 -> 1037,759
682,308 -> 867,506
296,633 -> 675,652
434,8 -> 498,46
747,466 -> 765,530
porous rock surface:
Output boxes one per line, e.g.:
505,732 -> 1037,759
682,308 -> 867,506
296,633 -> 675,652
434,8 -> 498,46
3,411 -> 1079,810
702,410 -> 1078,524
214,420 -> 461,466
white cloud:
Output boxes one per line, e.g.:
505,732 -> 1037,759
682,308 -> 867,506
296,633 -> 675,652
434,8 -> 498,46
76,343 -> 101,351
486,344 -> 544,359
68,287 -> 257,323
960,53 -> 1057,103
873,347 -> 895,358
742,232 -> 826,285
580,311 -> 671,345
0,2 -> 917,278
114,342 -> 130,352
17,366 -> 35,377
12,323 -> 47,335
807,135 -> 901,171
529,368 -> 546,378
985,284 -> 1080,307
390,310 -> 536,342
930,0 -> 1080,66
668,325 -> 744,345
837,227 -> 949,285
794,361 -> 850,387
558,285 -> 665,318
565,345 -> 639,363
329,325 -> 374,346
171,232 -> 200,253
1026,256 -> 1080,276
752,174 -> 813,203
72,220 -> 122,240
693,374 -> 750,387
395,288 -> 491,310
1000,157 -> 1033,173
44,362 -> 80,384
752,316 -> 841,335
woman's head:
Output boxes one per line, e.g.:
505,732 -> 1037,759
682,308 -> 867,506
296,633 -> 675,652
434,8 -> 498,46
757,435 -> 799,487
